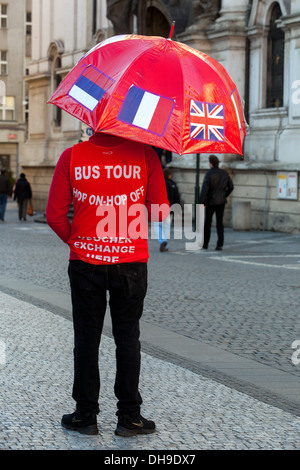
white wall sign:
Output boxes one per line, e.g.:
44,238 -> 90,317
277,172 -> 298,200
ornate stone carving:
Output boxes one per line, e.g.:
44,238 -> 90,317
106,0 -> 138,34
192,0 -> 220,24
47,40 -> 64,61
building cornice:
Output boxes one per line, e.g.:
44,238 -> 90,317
23,72 -> 51,83
278,12 -> 300,29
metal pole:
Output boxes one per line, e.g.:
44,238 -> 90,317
193,153 -> 200,231
263,173 -> 269,231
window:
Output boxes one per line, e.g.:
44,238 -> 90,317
266,3 -> 284,108
0,96 -> 15,120
24,95 -> 29,122
54,57 -> 62,127
26,11 -> 32,35
0,51 -> 8,75
0,79 -> 4,103
0,4 -> 8,28
0,155 -> 10,170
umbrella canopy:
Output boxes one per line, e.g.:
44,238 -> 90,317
48,34 -> 246,155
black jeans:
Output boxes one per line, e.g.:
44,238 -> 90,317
68,260 -> 147,417
18,198 -> 29,220
203,204 -> 225,248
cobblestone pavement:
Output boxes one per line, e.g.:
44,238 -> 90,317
1,201 -> 300,450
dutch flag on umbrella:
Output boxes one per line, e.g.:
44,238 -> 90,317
68,66 -> 114,111
118,86 -> 175,136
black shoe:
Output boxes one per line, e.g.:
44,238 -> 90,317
115,414 -> 156,437
215,246 -> 222,251
160,241 -> 168,252
61,411 -> 98,435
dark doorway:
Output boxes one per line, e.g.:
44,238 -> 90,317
145,6 -> 170,37
266,3 -> 284,108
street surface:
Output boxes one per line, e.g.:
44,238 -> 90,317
1,200 -> 300,450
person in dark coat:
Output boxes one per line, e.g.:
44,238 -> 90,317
199,155 -> 234,251
164,168 -> 180,207
14,173 -> 32,221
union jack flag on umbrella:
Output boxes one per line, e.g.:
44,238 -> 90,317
48,33 -> 246,155
190,101 -> 225,142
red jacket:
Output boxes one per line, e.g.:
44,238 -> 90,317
46,133 -> 169,264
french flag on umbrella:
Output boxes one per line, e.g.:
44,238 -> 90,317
68,66 -> 114,111
118,85 -> 175,136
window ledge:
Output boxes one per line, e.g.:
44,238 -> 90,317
251,107 -> 288,119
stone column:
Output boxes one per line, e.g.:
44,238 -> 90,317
218,0 -> 249,20
208,0 -> 249,100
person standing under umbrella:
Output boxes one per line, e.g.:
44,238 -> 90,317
199,155 -> 234,251
46,132 -> 169,437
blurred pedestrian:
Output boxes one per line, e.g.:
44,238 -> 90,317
154,168 -> 180,252
152,147 -> 172,168
46,132 -> 169,437
13,173 -> 32,221
164,150 -> 172,165
152,146 -> 164,167
0,169 -> 12,221
199,155 -> 234,251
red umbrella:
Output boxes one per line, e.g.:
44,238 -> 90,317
48,34 -> 246,155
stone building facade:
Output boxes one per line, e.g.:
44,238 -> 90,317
132,0 -> 300,232
21,0 -> 112,210
0,0 -> 32,179
20,0 -> 300,232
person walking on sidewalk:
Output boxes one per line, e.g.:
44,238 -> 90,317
0,169 -> 12,221
199,155 -> 234,251
154,168 -> 180,252
46,132 -> 169,437
13,173 -> 32,221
